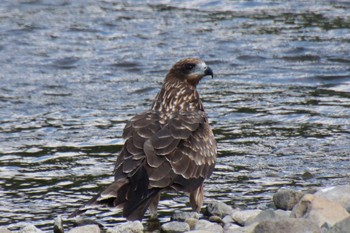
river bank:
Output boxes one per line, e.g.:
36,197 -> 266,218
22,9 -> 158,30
3,185 -> 350,233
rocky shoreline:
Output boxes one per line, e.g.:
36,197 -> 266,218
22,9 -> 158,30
3,185 -> 350,233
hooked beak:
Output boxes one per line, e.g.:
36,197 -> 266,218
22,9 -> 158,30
204,66 -> 214,78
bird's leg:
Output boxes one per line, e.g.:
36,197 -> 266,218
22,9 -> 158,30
148,192 -> 160,219
189,184 -> 203,212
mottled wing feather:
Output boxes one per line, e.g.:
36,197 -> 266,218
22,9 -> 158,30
146,111 -> 216,190
115,110 -> 216,194
122,157 -> 143,173
122,122 -> 133,139
132,130 -> 146,149
151,131 -> 176,149
115,111 -> 161,178
154,139 -> 180,155
125,138 -> 143,156
143,140 -> 164,168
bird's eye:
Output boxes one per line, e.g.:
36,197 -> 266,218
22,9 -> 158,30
185,63 -> 195,70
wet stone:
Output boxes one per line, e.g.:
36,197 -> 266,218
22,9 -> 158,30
20,224 -> 44,233
315,185 -> 350,212
185,231 -> 213,233
224,223 -> 257,233
327,216 -> 350,233
252,218 -> 320,233
291,194 -> 350,227
209,215 -> 224,224
273,209 -> 292,219
171,211 -> 200,221
0,228 -> 12,233
205,201 -> 233,218
231,209 -> 262,226
67,225 -> 100,233
302,171 -> 314,180
161,221 -> 190,233
222,215 -> 234,225
185,218 -> 199,230
245,210 -> 280,226
106,221 -> 143,233
223,223 -> 241,232
273,189 -> 304,210
193,219 -> 223,233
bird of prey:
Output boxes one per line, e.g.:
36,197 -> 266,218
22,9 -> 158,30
70,58 -> 217,221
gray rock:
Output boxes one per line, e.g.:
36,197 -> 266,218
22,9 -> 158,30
253,219 -> 320,233
327,216 -> 350,233
273,189 -> 304,210
20,224 -> 44,233
0,228 -> 12,233
171,211 -> 200,221
302,171 -> 314,180
224,223 -> 257,233
194,219 -> 223,233
54,215 -> 64,233
185,231 -> 213,233
68,225 -> 100,233
106,221 -> 143,233
273,209 -> 292,219
185,218 -> 198,229
291,194 -> 350,227
161,221 -> 190,233
209,215 -> 224,224
223,223 -> 243,232
205,201 -> 233,217
315,185 -> 350,212
231,209 -> 262,226
245,210 -> 280,226
321,223 -> 331,233
222,215 -> 234,225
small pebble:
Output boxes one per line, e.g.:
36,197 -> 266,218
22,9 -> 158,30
0,228 -> 12,233
185,218 -> 199,230
222,215 -> 233,225
302,171 -> 313,180
106,221 -> 143,233
20,224 -> 44,233
194,220 -> 223,233
171,211 -> 200,221
231,209 -> 262,226
209,215 -> 224,224
67,225 -> 100,233
161,221 -> 190,233
273,189 -> 303,210
205,201 -> 233,217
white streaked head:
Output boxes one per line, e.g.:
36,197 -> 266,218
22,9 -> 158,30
166,58 -> 214,86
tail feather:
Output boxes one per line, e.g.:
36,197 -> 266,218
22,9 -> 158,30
68,178 -> 128,218
69,194 -> 99,218
123,188 -> 160,221
69,167 -> 162,220
123,166 -> 161,220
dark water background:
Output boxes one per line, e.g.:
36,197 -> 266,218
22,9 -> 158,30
0,0 -> 349,232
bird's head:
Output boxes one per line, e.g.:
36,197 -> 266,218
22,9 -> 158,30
165,58 -> 214,86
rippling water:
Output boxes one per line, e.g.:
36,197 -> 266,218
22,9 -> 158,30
0,0 -> 350,232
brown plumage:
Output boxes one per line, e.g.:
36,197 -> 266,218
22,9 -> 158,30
69,58 -> 217,220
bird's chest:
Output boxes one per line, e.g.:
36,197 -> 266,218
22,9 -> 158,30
155,88 -> 202,112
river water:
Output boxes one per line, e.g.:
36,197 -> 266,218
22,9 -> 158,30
0,0 -> 349,232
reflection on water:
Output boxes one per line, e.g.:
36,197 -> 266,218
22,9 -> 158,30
0,0 -> 349,232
